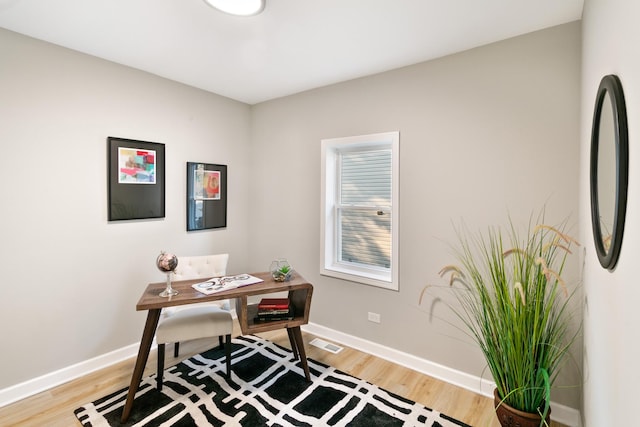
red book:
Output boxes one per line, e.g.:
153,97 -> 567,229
258,298 -> 290,310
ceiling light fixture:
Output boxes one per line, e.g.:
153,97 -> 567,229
203,0 -> 265,16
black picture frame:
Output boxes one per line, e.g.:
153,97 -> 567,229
187,162 -> 227,231
108,136 -> 165,221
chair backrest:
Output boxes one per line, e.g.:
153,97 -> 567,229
173,254 -> 229,280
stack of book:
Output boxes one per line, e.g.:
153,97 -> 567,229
254,298 -> 294,322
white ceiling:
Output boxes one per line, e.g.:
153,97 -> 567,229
0,0 -> 583,105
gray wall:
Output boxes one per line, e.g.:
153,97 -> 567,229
0,21 -> 583,411
582,0 -> 640,425
249,22 -> 581,409
0,28 -> 252,388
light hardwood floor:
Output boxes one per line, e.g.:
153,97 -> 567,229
0,322 -> 567,427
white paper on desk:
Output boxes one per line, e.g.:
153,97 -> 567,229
192,274 -> 263,295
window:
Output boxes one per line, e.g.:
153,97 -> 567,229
321,131 -> 399,290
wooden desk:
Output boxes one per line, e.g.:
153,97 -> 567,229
120,271 -> 313,422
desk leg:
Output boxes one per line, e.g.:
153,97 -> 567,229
121,308 -> 161,423
289,326 -> 311,382
286,328 -> 299,360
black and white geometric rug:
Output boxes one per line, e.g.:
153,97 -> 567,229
75,335 -> 470,426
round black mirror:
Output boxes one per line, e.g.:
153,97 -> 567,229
590,74 -> 628,270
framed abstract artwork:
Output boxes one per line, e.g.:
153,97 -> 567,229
187,162 -> 227,231
108,136 -> 165,221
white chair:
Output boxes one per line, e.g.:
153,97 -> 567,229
155,254 -> 233,390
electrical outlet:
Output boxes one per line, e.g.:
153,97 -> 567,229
368,312 -> 381,323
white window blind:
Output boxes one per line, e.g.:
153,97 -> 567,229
338,149 -> 392,269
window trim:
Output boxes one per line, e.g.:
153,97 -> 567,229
320,131 -> 399,290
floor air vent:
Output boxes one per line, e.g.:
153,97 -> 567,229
309,338 -> 344,354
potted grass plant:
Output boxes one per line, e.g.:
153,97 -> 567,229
425,217 -> 580,427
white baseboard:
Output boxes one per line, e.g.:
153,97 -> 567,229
0,342 -> 141,408
0,308 -> 240,409
0,317 -> 581,427
302,322 -> 582,427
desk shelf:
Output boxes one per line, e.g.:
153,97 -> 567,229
235,282 -> 312,335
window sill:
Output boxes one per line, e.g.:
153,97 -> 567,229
320,266 -> 398,291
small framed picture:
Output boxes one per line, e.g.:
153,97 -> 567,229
108,137 -> 165,221
194,170 -> 221,200
187,162 -> 227,230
